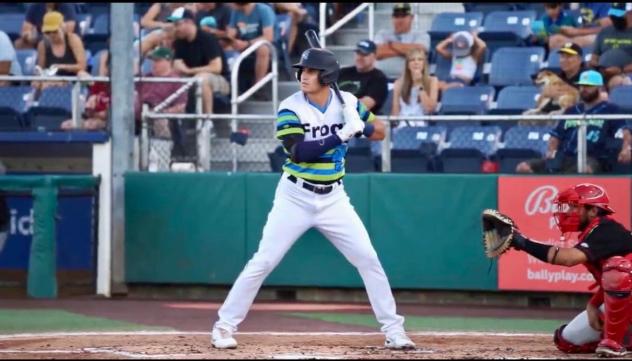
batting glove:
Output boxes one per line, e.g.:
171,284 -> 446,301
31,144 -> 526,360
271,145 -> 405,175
338,104 -> 364,142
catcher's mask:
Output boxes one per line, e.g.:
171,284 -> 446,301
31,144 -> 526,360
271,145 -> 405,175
553,183 -> 614,233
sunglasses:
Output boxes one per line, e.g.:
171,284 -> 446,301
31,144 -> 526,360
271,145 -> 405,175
44,30 -> 57,35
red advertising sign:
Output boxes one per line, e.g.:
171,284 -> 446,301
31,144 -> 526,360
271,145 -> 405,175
498,177 -> 631,292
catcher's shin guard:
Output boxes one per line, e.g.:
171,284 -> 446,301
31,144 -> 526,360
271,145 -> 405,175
553,324 -> 599,353
597,256 -> 632,356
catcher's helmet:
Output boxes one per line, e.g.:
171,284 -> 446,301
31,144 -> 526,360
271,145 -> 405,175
293,48 -> 340,85
553,183 -> 614,233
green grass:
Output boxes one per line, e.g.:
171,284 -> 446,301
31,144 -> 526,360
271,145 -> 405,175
0,309 -> 173,334
285,312 -> 566,333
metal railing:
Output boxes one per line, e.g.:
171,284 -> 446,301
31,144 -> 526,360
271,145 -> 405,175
230,39 -> 278,172
319,3 -> 374,47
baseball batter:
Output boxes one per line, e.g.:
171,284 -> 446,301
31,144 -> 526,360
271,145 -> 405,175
210,48 -> 415,350
505,183 -> 632,357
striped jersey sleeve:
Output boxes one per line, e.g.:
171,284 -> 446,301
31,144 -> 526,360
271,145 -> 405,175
356,99 -> 376,123
276,108 -> 304,139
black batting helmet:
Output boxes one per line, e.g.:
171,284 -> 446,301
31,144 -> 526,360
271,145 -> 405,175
293,48 -> 340,85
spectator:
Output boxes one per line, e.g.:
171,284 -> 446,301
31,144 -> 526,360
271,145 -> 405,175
338,40 -> 388,114
531,3 -> 580,49
0,30 -> 22,87
546,3 -> 613,48
135,47 -> 189,138
435,31 -> 486,91
591,3 -> 632,88
195,3 -> 233,40
169,7 -> 230,115
227,2 -> 275,99
33,11 -> 87,90
14,3 -> 77,50
374,3 -> 430,61
516,70 -> 630,174
141,3 -> 194,33
273,3 -> 309,55
140,23 -> 176,58
390,48 -> 439,127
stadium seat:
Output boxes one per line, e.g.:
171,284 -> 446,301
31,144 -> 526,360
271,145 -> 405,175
610,86 -> 632,112
390,148 -> 433,173
447,125 -> 502,156
439,85 -> 495,117
0,3 -> 25,13
463,3 -> 515,15
391,125 -> 447,150
16,49 -> 38,76
274,13 -> 294,79
0,13 -> 26,41
76,13 -> 93,36
0,86 -> 31,113
489,85 -> 539,115
496,125 -> 552,173
38,86 -> 73,113
25,107 -> 71,131
479,10 -> 537,56
489,47 -> 545,87
428,12 -> 484,49
85,3 -> 110,17
345,145 -> 376,173
0,108 -> 23,130
84,13 -> 110,54
432,49 -> 486,84
439,148 -> 486,173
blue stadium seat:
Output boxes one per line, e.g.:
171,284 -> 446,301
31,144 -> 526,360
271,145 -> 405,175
610,86 -> 632,112
38,86 -> 73,113
439,148 -> 486,173
25,107 -> 71,131
0,86 -> 31,113
274,13 -> 293,79
447,125 -> 502,156
479,10 -> 537,55
392,125 -> 447,150
0,3 -> 25,13
495,125 -> 552,173
85,3 -> 110,17
84,13 -> 110,54
390,149 -> 433,173
0,13 -> 26,41
489,47 -> 545,87
0,108 -> 23,130
464,3 -> 515,15
439,85 -> 495,116
490,85 -> 539,114
428,12 -> 484,49
16,49 -> 38,76
76,13 -> 93,37
432,49 -> 486,84
345,146 -> 376,173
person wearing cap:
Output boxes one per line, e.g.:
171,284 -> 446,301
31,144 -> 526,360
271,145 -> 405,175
435,30 -> 487,90
227,3 -> 275,99
531,3 -> 581,49
141,3 -> 185,32
591,3 -> 632,85
374,3 -> 430,61
195,3 -> 232,40
517,70 -> 631,174
338,40 -> 388,114
14,3 -> 77,50
168,7 -> 231,115
546,3 -> 613,49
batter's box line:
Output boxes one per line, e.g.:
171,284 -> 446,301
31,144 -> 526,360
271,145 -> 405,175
0,330 -> 552,340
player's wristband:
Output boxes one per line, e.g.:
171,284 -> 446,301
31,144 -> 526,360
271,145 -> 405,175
363,123 -> 375,138
520,238 -> 552,263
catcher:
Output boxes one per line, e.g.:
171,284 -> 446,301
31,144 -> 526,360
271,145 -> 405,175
482,183 -> 632,357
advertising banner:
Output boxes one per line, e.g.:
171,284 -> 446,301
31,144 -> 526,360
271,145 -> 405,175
498,177 -> 631,292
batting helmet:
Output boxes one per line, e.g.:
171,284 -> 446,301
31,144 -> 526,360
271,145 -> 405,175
553,183 -> 615,233
293,48 -> 340,85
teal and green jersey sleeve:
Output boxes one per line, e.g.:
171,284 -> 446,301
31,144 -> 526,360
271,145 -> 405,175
356,100 -> 376,123
276,108 -> 304,139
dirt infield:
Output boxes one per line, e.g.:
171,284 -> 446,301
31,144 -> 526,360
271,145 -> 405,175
0,331 -> 606,359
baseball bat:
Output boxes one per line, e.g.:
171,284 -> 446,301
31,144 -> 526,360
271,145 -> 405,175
304,29 -> 346,107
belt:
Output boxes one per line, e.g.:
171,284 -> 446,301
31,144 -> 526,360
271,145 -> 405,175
287,174 -> 341,195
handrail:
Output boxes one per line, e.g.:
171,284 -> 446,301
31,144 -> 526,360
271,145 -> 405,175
319,3 -> 374,47
230,39 -> 278,172
0,75 -> 194,83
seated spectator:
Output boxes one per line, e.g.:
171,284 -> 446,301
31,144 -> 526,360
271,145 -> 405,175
33,11 -> 87,90
273,3 -> 309,56
390,48 -> 439,127
61,75 -> 110,131
435,31 -> 486,91
169,7 -> 230,115
531,3 -> 580,49
546,2 -> 613,48
591,3 -> 632,87
14,3 -> 77,50
135,47 -> 189,138
524,42 -> 585,117
195,3 -> 233,49
141,3 -> 193,33
140,23 -> 176,58
227,2 -> 275,99
516,70 -> 630,174
374,3 -> 429,60
0,30 -> 22,87
338,40 -> 388,114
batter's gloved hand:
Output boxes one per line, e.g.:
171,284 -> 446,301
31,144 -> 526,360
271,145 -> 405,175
338,103 -> 364,142
481,209 -> 519,258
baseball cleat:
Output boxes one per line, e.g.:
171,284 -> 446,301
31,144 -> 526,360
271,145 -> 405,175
211,326 -> 238,349
385,332 -> 416,350
596,339 -> 627,357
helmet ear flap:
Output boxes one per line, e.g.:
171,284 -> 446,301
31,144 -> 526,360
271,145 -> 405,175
295,68 -> 302,82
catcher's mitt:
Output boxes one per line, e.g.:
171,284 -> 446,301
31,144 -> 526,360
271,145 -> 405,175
481,209 -> 517,258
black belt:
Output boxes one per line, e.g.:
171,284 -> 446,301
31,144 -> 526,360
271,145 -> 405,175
287,174 -> 341,195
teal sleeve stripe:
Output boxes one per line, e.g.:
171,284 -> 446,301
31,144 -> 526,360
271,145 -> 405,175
276,120 -> 302,130
278,109 -> 299,118
356,101 -> 370,122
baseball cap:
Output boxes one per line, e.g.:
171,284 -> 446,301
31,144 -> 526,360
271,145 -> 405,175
199,16 -> 217,28
42,11 -> 64,33
452,31 -> 473,57
355,39 -> 376,55
608,2 -> 629,17
576,70 -> 604,86
149,47 -> 174,61
557,42 -> 583,57
167,7 -> 195,22
392,3 -> 412,16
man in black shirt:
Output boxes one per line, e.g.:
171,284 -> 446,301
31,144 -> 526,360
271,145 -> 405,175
338,40 -> 389,114
500,183 -> 632,357
168,7 -> 230,115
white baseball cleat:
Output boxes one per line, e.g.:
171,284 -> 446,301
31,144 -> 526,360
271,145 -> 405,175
211,326 -> 238,349
385,332 -> 416,350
